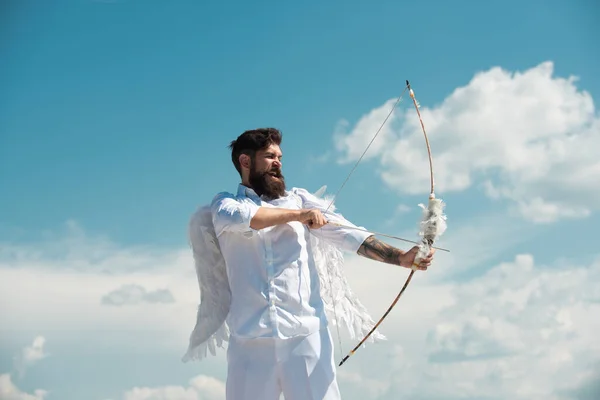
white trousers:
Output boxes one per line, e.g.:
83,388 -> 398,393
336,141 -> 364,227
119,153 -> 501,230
226,328 -> 341,400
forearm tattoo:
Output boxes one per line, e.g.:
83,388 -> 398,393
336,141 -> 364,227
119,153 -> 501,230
357,235 -> 402,265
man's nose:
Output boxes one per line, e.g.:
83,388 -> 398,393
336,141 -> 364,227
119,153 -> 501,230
273,159 -> 282,168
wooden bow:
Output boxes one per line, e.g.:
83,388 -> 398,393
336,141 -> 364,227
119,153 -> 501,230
324,80 -> 448,366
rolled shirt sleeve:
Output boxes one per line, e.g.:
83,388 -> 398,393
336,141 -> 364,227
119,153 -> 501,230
211,192 -> 261,237
293,188 -> 373,253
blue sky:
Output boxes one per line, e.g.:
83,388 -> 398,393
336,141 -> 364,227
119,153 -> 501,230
1,1 -> 599,399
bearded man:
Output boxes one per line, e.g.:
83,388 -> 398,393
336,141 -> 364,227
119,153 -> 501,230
186,127 -> 434,400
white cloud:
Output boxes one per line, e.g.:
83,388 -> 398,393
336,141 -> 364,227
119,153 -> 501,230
333,61 -> 600,223
423,254 -> 600,399
13,336 -> 48,378
101,284 -> 176,306
338,253 -> 600,400
0,216 -> 532,398
0,374 -> 47,400
0,266 -> 197,339
121,375 -> 225,400
336,369 -> 390,398
1,215 -> 597,400
333,98 -> 402,163
0,337 -> 49,400
0,222 -> 202,355
0,220 -> 191,275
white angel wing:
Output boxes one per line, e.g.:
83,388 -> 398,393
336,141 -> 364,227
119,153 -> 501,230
307,187 -> 386,344
181,205 -> 231,362
313,185 -> 328,198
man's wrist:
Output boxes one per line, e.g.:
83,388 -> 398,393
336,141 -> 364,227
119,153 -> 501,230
288,209 -> 303,223
396,250 -> 409,268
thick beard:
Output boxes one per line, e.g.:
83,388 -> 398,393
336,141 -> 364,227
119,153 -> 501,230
248,164 -> 286,200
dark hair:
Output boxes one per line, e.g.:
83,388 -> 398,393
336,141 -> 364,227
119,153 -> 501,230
229,128 -> 282,176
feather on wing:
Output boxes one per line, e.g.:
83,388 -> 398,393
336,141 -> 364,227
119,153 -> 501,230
303,187 -> 386,344
181,205 -> 231,362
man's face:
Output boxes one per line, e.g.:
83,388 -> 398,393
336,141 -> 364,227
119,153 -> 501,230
247,144 -> 286,199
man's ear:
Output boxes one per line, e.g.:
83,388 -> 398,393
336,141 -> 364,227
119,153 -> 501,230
239,154 -> 251,170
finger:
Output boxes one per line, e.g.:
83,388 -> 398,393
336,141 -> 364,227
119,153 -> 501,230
412,262 -> 427,271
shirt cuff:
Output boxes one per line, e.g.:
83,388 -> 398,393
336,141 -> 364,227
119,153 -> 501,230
341,226 -> 373,253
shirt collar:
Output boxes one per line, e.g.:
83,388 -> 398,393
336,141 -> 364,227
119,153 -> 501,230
237,184 -> 261,202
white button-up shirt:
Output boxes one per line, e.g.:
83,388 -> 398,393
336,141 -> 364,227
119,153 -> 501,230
211,184 -> 371,340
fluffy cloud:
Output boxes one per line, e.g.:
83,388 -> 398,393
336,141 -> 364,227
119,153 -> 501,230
0,374 -> 47,400
419,254 -> 600,399
101,284 -> 176,306
334,61 -> 600,223
0,337 -> 49,400
0,221 -> 202,358
0,220 -> 191,275
13,336 -> 48,378
341,253 -> 600,400
121,375 -> 225,400
1,208 -> 597,400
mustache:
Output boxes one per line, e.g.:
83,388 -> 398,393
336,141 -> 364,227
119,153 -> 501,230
266,168 -> 283,178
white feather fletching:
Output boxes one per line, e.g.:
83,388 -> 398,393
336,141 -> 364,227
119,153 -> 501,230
415,196 -> 447,265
